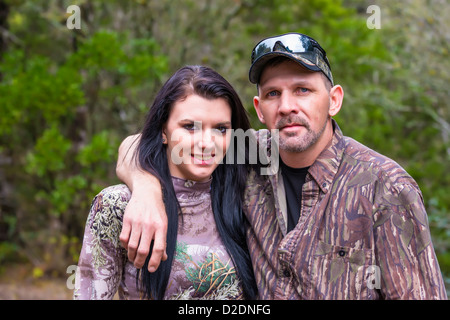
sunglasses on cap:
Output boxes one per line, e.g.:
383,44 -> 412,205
249,33 -> 333,86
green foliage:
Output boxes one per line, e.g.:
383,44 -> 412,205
76,130 -> 115,167
0,51 -> 85,136
0,1 -> 169,275
25,125 -> 72,177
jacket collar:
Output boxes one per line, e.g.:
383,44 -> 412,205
307,119 -> 345,194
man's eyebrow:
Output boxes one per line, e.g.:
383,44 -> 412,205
291,80 -> 314,87
260,80 -> 314,91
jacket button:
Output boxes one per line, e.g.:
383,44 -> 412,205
283,269 -> 291,277
338,250 -> 346,257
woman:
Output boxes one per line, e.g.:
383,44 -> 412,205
74,65 -> 257,300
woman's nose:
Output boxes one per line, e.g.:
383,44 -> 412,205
196,129 -> 215,151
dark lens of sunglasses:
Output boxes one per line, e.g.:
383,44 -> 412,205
252,34 -> 316,62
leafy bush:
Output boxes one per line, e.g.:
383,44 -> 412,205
0,25 -> 168,274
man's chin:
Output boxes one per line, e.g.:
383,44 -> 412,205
279,136 -> 311,153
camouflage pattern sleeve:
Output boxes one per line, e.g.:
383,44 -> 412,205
373,180 -> 447,299
73,185 -> 130,300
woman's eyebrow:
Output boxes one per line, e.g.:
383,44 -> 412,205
215,121 -> 232,126
178,119 -> 232,126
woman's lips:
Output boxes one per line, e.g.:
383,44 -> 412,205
191,154 -> 215,165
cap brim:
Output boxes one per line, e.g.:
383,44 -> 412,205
249,52 -> 321,84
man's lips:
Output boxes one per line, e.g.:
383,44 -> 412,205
280,123 -> 304,130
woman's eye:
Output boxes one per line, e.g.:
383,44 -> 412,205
214,126 -> 229,134
183,123 -> 198,131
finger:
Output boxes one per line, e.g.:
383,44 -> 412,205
127,224 -> 142,264
147,229 -> 167,273
119,217 -> 132,250
134,226 -> 152,269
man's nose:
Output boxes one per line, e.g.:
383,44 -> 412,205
278,93 -> 299,115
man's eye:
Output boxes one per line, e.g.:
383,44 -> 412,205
298,88 -> 309,93
267,91 -> 278,97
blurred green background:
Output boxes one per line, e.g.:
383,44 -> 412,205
0,0 -> 448,298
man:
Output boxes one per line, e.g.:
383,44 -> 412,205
116,33 -> 447,299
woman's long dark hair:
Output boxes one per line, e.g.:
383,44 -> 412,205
135,65 -> 257,299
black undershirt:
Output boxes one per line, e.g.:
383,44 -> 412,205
280,159 -> 310,233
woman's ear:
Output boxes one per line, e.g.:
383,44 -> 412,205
162,130 -> 168,144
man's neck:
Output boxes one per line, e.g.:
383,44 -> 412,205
279,120 -> 334,168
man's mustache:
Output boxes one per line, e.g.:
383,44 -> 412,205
275,116 -> 310,130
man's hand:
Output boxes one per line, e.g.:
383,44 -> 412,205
119,186 -> 168,271
116,134 -> 168,272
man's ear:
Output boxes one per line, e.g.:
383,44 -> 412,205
253,96 -> 266,124
328,85 -> 344,117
